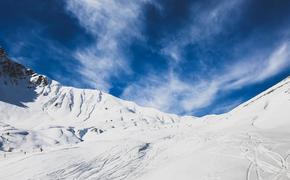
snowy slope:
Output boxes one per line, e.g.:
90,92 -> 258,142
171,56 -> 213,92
0,54 -> 188,152
1,54 -> 290,180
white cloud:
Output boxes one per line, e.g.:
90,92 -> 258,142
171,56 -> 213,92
121,0 -> 245,114
73,48 -> 125,90
258,42 -> 290,81
220,42 -> 290,90
66,0 -> 290,115
121,71 -> 219,114
65,0 -> 150,91
122,42 -> 290,114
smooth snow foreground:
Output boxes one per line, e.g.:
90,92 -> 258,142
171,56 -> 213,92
1,55 -> 290,180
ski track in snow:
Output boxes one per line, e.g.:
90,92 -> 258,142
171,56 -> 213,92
43,143 -> 153,180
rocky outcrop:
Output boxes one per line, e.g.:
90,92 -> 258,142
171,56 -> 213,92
0,47 -> 6,57
0,49 -> 48,87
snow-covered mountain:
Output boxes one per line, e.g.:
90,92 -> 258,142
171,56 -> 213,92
1,52 -> 290,180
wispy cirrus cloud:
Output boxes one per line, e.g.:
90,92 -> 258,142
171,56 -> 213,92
3,0 -> 290,116
221,42 -> 290,90
65,0 -> 151,91
122,41 -> 290,115
66,0 -> 290,115
121,0 -> 246,114
122,71 -> 218,114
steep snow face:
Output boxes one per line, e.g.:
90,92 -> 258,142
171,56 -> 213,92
1,55 -> 290,180
0,55 -> 48,107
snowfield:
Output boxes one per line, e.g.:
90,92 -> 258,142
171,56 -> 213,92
1,54 -> 290,179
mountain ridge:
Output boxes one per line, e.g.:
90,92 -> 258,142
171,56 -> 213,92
0,53 -> 193,153
1,51 -> 290,180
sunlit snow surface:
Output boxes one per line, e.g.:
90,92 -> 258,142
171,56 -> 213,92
1,56 -> 290,179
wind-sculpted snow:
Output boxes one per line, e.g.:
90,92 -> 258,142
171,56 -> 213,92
0,122 -> 81,153
1,55 -> 290,179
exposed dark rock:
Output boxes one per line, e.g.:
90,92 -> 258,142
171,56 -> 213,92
0,47 -> 6,57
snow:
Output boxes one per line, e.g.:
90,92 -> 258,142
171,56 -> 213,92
1,56 -> 290,179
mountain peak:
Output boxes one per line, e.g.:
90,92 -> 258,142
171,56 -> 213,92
0,50 -> 48,87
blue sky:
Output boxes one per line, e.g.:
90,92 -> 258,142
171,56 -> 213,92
1,0 -> 290,116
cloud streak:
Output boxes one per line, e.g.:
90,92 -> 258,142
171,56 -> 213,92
122,40 -> 290,115
221,42 -> 290,90
66,0 -> 150,90
122,71 -> 218,114
66,0 -> 290,115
